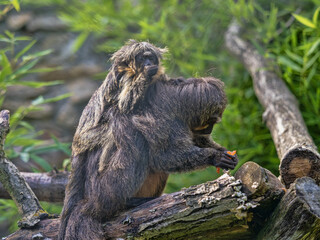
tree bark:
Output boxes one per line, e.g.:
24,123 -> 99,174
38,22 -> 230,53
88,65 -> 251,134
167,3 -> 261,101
0,110 -> 48,228
225,21 -> 320,188
5,162 -> 284,240
234,162 -> 285,232
258,177 -> 320,239
0,172 -> 68,202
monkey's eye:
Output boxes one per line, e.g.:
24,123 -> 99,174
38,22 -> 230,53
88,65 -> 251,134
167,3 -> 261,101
135,54 -> 143,63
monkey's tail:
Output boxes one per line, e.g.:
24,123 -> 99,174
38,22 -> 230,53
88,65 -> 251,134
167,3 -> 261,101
60,201 -> 104,240
58,154 -> 88,240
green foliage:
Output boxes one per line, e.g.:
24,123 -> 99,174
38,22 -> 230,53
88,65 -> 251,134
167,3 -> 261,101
57,0 -> 232,76
0,199 -> 63,234
0,31 -> 71,171
269,7 -> 320,147
0,4 -> 70,234
0,1 -> 20,19
0,199 -> 19,233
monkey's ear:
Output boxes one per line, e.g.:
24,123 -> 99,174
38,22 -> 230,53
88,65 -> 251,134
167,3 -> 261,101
158,47 -> 169,59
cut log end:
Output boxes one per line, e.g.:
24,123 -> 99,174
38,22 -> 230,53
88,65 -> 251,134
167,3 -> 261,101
235,161 -> 284,198
280,148 -> 320,188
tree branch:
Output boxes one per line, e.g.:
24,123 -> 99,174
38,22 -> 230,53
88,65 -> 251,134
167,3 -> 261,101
225,21 -> 320,188
5,162 -> 284,240
0,172 -> 68,202
0,110 -> 48,228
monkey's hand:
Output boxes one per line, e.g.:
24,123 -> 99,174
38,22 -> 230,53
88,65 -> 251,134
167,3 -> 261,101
214,150 -> 238,170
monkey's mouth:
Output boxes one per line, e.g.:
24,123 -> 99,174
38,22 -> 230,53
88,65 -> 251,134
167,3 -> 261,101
145,65 -> 159,77
192,121 -> 214,135
193,124 -> 209,131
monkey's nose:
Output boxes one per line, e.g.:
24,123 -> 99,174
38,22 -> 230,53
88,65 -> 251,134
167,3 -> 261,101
144,59 -> 152,66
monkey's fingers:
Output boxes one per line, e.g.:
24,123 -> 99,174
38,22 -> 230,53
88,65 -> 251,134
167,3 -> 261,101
216,153 -> 238,170
225,150 -> 238,164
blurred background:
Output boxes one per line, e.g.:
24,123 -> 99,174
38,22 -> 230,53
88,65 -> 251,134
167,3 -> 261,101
0,0 -> 320,236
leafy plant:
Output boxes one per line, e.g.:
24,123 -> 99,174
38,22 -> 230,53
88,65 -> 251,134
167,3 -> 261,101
0,2 -> 71,234
0,31 -> 71,171
270,7 -> 320,147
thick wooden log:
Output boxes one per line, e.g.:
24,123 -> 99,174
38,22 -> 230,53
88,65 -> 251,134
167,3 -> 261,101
225,21 -> 320,188
5,163 -> 284,240
258,177 -> 320,239
0,172 -> 68,202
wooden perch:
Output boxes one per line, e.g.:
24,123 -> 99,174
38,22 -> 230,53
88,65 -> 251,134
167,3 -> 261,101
0,172 -> 68,202
258,177 -> 320,239
225,21 -> 320,188
5,162 -> 284,240
0,110 -> 48,228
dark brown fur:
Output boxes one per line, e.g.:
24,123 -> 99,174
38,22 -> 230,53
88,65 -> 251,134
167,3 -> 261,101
58,40 -> 238,240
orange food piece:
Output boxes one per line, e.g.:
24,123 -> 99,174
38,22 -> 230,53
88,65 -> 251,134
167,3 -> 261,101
216,167 -> 220,174
227,150 -> 237,156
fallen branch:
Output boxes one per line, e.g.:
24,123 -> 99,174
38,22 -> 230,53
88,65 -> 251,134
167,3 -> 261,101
258,177 -> 320,239
0,172 -> 68,202
225,21 -> 320,188
0,110 -> 48,228
5,162 -> 284,240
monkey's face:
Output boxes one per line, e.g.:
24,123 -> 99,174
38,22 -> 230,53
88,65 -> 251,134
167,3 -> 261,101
135,50 -> 159,79
192,112 -> 222,135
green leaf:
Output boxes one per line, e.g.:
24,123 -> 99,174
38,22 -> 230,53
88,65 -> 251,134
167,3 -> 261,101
10,0 -> 20,12
30,154 -> 52,171
5,31 -> 14,39
32,93 -> 71,105
285,50 -> 303,64
26,67 -> 61,74
278,56 -> 302,72
20,152 -> 30,162
307,39 -> 320,56
51,134 -> 71,155
15,40 -> 36,60
304,51 -> 320,72
313,7 -> 320,25
19,121 -> 35,131
9,80 -> 63,88
22,49 -> 53,62
0,52 -> 12,80
11,138 -> 43,146
13,59 -> 39,77
72,32 -> 89,53
0,95 -> 4,108
14,36 -> 32,41
1,52 -> 12,74
306,64 -> 317,88
0,39 -> 12,43
293,13 -> 316,28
